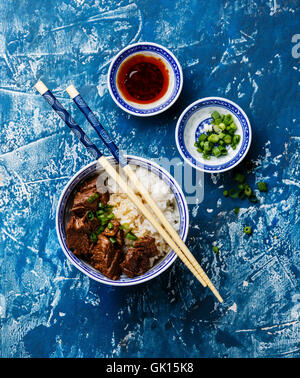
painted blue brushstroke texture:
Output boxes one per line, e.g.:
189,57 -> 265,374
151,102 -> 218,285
0,0 -> 299,358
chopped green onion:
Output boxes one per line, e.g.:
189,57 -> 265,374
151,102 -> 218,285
107,222 -> 114,230
96,210 -> 104,218
223,190 -> 229,197
86,210 -> 94,221
233,135 -> 240,144
104,205 -> 113,212
234,207 -> 240,214
106,213 -> 115,220
109,237 -> 117,244
223,135 -> 232,144
98,214 -> 108,224
213,124 -> 222,133
212,246 -> 219,254
120,223 -> 130,231
257,181 -> 268,192
223,114 -> 233,125
229,188 -> 239,199
87,193 -> 99,203
196,112 -> 240,160
234,173 -> 245,183
243,226 -> 252,235
207,134 -> 219,144
211,111 -> 221,120
126,232 -> 138,241
198,134 -> 207,142
90,232 -> 98,243
204,141 -> 213,151
212,146 -> 221,157
244,184 -> 252,197
98,202 -> 104,209
229,122 -> 237,131
95,225 -> 105,235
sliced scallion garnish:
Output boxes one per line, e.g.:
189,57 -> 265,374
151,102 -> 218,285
257,182 -> 268,192
243,226 -> 252,235
86,210 -> 94,221
87,192 -> 99,203
126,232 -> 138,241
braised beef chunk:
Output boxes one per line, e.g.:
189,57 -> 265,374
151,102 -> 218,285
90,235 -> 122,280
115,229 -> 124,246
71,175 -> 109,215
120,236 -> 159,278
134,236 -> 158,257
66,215 -> 91,257
66,211 -> 98,235
65,174 -> 161,280
67,213 -> 89,233
120,249 -> 150,278
82,211 -> 100,233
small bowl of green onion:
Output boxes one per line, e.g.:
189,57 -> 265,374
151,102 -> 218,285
175,97 -> 252,173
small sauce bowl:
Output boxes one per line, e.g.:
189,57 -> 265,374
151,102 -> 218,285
107,42 -> 183,117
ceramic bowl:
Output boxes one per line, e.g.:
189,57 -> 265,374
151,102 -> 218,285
107,42 -> 183,116
56,155 -> 189,286
175,97 -> 252,173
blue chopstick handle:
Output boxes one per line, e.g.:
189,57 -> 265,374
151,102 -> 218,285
42,90 -> 103,160
72,94 -> 127,167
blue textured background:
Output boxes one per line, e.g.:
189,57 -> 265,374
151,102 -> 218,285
0,0 -> 299,358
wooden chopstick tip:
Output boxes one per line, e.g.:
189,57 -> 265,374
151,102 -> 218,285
65,84 -> 79,99
34,80 -> 48,95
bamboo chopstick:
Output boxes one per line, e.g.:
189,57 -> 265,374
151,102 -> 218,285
34,80 -> 214,294
65,85 -> 223,303
99,155 -> 209,289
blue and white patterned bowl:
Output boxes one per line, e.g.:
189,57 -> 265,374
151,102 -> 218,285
107,42 -> 183,116
56,155 -> 189,286
175,97 -> 252,173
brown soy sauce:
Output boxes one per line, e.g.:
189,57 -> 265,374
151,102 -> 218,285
117,54 -> 169,104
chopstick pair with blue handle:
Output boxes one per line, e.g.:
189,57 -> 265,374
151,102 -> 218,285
34,81 -> 102,160
65,85 -> 223,303
66,85 -> 127,167
34,80 -> 213,294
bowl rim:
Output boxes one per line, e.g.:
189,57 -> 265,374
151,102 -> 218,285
107,41 -> 183,117
175,96 -> 252,173
56,155 -> 189,286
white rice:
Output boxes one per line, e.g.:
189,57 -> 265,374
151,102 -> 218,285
98,165 -> 180,265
